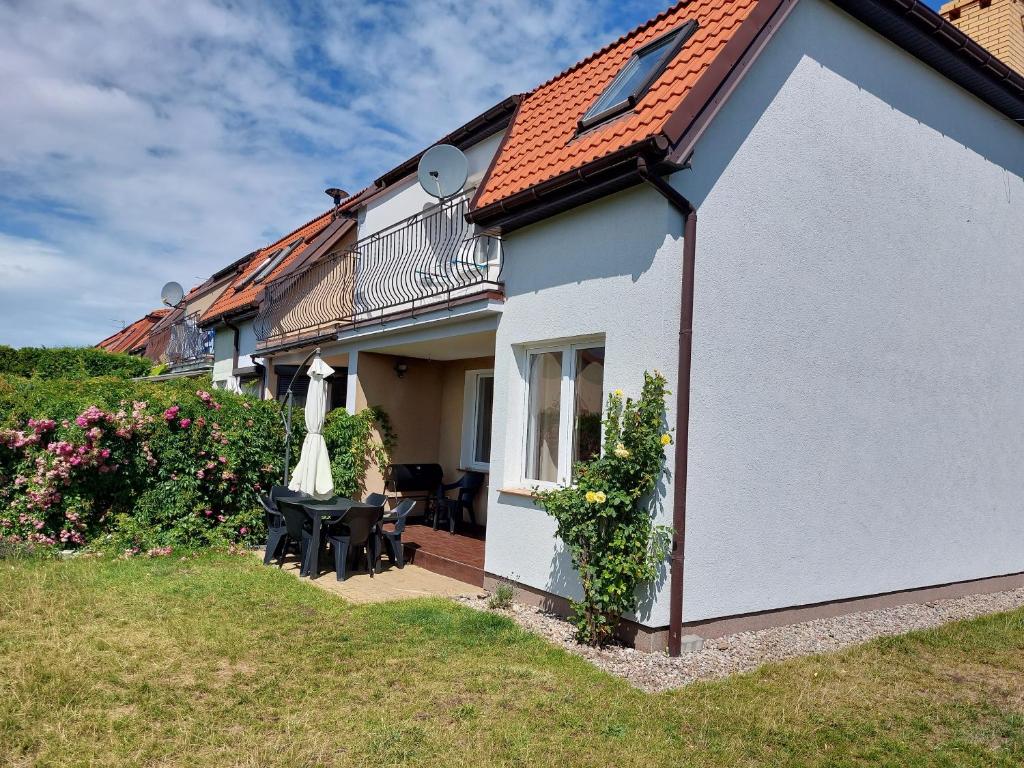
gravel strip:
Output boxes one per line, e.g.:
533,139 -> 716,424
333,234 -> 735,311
455,587 -> 1024,692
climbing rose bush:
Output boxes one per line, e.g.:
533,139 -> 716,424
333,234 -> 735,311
534,371 -> 673,647
0,375 -> 284,550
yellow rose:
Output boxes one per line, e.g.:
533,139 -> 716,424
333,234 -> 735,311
594,491 -> 607,503
585,491 -> 597,504
613,443 -> 630,458
660,433 -> 672,446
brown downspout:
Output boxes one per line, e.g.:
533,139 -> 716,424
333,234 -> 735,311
637,156 -> 696,657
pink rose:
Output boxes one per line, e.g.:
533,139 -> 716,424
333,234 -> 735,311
179,418 -> 192,429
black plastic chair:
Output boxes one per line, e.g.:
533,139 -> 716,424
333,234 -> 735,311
258,495 -> 287,565
326,504 -> 384,581
275,499 -> 315,574
259,486 -> 308,564
380,499 -> 416,568
364,492 -> 388,509
433,472 -> 485,533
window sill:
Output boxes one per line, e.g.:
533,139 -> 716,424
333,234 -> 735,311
498,486 -> 538,499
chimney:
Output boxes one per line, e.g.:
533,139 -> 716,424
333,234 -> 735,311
940,0 -> 1024,75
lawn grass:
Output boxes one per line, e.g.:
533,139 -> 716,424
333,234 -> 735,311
1,553 -> 1022,767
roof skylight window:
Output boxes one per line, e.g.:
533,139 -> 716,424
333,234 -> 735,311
578,19 -> 699,131
234,238 -> 302,292
235,253 -> 275,291
252,238 -> 300,284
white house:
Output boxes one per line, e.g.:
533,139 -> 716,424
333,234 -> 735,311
210,0 -> 1024,653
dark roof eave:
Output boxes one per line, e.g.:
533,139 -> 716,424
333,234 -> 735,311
829,0 -> 1024,123
374,95 -> 523,189
467,136 -> 670,232
201,306 -> 257,329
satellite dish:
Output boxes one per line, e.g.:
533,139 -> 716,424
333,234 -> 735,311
160,281 -> 184,307
417,144 -> 469,199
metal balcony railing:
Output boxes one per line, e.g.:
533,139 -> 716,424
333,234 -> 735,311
254,195 -> 502,344
148,314 -> 214,365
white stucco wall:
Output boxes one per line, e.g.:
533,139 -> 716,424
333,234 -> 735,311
238,322 -> 258,369
676,0 -> 1024,622
211,319 -> 259,387
211,327 -> 235,384
485,183 -> 684,628
359,131 -> 504,239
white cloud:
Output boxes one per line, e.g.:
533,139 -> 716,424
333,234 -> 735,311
0,0 -> 661,347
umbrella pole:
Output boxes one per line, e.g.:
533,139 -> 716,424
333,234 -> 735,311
283,390 -> 293,486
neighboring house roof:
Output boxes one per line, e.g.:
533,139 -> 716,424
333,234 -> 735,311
96,309 -> 170,355
201,210 -> 335,324
470,0 -> 1024,231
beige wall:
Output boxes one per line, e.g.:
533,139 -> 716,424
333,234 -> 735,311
185,279 -> 231,319
357,351 -> 494,524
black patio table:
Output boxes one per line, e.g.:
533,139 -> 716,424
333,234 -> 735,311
300,498 -> 377,578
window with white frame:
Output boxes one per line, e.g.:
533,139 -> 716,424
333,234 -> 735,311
461,369 -> 494,471
523,341 -> 605,486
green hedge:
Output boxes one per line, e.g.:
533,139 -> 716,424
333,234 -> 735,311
0,373 -> 392,554
0,346 -> 151,380
0,375 -> 286,551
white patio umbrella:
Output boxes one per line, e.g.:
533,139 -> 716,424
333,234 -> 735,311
287,356 -> 336,499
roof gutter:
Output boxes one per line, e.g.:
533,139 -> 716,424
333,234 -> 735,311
829,0 -> 1024,122
468,136 -> 670,232
637,156 -> 695,658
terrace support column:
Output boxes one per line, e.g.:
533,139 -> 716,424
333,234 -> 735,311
346,350 -> 359,416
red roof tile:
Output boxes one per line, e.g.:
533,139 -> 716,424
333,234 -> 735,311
201,210 -> 334,323
97,309 -> 170,354
473,0 -> 760,210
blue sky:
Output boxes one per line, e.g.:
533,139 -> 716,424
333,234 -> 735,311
0,0 -> 945,347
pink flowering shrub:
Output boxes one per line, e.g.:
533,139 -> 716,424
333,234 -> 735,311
0,375 -> 286,550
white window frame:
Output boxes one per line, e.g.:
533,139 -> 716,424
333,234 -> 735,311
461,368 -> 494,472
520,337 -> 604,488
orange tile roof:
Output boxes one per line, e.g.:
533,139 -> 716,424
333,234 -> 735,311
201,210 -> 334,323
97,309 -> 170,354
473,0 -> 760,210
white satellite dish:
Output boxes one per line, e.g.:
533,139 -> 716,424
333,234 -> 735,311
160,281 -> 184,307
417,144 -> 469,199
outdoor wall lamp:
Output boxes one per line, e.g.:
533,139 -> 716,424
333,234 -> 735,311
394,359 -> 408,379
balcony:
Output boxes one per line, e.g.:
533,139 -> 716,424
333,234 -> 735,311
147,314 -> 214,367
254,196 -> 502,349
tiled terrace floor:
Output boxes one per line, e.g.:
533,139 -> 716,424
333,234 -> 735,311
261,550 -> 478,604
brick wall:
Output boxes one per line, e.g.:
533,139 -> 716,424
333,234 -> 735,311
940,0 -> 1024,74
